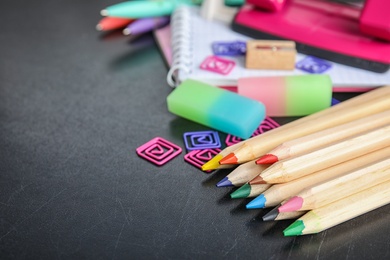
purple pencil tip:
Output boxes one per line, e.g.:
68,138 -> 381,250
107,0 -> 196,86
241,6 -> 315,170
216,177 -> 232,187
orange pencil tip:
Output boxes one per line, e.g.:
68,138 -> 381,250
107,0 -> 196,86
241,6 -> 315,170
219,153 -> 238,165
256,154 -> 278,164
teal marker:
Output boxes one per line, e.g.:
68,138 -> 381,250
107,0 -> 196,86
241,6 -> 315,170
101,0 -> 203,18
224,0 -> 244,6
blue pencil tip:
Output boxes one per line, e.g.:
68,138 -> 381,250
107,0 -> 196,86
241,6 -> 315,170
246,194 -> 266,209
216,177 -> 232,187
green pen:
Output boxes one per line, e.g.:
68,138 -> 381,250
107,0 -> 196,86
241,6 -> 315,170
224,0 -> 244,6
101,0 -> 203,18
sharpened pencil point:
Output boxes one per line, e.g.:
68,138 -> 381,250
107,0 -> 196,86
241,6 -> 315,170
201,154 -> 223,171
249,175 -> 266,185
100,9 -> 108,16
246,194 -> 266,209
219,153 -> 238,165
283,220 -> 305,236
216,177 -> 232,187
256,154 -> 278,164
278,196 -> 303,212
230,183 -> 251,198
96,24 -> 103,31
262,206 -> 279,221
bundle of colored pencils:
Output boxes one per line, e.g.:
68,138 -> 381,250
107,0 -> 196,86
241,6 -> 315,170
201,85 -> 390,236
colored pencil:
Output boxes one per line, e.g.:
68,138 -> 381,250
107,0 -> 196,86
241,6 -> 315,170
278,157 -> 390,212
283,179 -> 390,236
216,159 -> 269,187
96,17 -> 134,31
247,146 -> 390,207
262,205 -> 306,221
230,183 -> 271,199
218,86 -> 390,165
256,110 -> 390,164
201,142 -> 242,171
255,125 -> 390,184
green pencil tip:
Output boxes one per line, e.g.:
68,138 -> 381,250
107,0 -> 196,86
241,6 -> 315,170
283,220 -> 305,236
230,183 -> 251,199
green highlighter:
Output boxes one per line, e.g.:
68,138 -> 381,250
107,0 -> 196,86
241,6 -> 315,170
224,0 -> 244,6
101,0 -> 202,18
167,79 -> 266,139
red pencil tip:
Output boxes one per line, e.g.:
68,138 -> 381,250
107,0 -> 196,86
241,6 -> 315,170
278,196 -> 303,212
256,154 -> 278,164
219,153 -> 238,165
249,176 -> 266,185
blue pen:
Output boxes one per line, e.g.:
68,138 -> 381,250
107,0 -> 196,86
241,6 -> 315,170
101,0 -> 202,18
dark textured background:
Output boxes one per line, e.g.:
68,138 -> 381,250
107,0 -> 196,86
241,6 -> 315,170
1,0 -> 389,259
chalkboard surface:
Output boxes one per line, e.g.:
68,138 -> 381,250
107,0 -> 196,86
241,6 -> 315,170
1,1 -> 389,259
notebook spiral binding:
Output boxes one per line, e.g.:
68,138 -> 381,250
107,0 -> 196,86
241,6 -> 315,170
166,6 -> 193,88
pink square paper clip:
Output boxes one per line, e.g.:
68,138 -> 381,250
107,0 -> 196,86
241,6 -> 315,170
225,117 -> 280,146
184,148 -> 221,173
200,55 -> 235,75
136,137 -> 182,166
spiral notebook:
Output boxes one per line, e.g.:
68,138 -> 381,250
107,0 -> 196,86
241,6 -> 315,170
166,6 -> 390,89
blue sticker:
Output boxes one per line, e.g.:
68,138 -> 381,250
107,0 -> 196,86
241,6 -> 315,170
212,41 -> 246,56
296,56 -> 332,73
183,131 -> 221,151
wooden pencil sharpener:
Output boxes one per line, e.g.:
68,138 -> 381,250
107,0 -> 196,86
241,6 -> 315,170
246,40 -> 297,70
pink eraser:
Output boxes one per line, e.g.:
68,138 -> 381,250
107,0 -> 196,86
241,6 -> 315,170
237,75 -> 332,117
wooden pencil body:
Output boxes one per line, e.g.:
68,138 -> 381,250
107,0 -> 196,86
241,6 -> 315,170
268,110 -> 390,161
260,125 -> 390,183
298,180 -> 390,235
261,146 -> 390,207
231,86 -> 390,164
248,184 -> 272,197
274,211 -> 306,221
297,158 -> 390,210
226,159 -> 269,186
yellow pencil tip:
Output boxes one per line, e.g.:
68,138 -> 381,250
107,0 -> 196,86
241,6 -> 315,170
201,154 -> 223,171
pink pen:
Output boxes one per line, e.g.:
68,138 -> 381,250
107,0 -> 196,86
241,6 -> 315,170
123,16 -> 170,35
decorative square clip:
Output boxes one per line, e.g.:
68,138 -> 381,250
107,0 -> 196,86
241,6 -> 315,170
212,41 -> 246,56
225,117 -> 280,146
184,148 -> 221,173
200,55 -> 235,75
183,130 -> 221,151
136,137 -> 182,166
296,56 -> 332,74
246,40 -> 296,70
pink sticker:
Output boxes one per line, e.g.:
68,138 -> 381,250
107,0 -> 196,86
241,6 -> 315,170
225,117 -> 280,146
200,55 -> 235,75
136,137 -> 182,166
184,148 -> 221,173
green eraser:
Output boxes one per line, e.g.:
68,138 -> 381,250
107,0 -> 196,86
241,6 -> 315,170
167,79 -> 266,139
